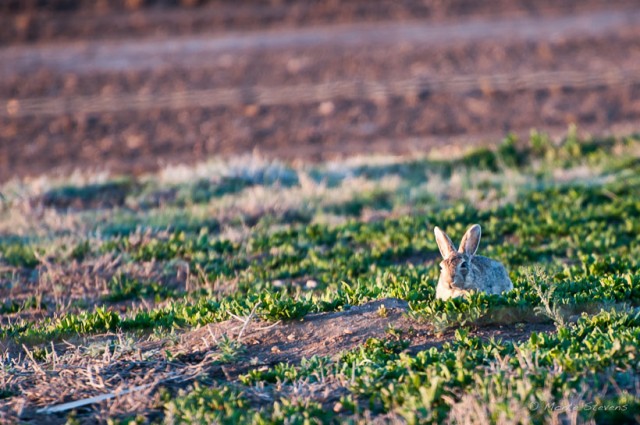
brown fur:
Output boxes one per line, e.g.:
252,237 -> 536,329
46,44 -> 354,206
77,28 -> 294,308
434,224 -> 513,300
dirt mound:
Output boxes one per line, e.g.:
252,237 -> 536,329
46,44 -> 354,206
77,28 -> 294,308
181,298 -> 426,366
178,298 -> 554,374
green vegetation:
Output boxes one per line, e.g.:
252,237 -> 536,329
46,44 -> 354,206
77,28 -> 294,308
1,130 -> 640,423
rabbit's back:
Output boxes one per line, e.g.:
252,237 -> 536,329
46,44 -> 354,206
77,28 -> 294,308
470,256 -> 513,294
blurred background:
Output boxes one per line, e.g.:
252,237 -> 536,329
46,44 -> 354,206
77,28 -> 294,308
1,0 -> 639,183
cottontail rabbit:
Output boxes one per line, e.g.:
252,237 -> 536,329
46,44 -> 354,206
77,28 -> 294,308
434,224 -> 513,300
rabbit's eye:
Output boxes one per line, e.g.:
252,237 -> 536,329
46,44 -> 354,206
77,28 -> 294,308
460,262 -> 468,269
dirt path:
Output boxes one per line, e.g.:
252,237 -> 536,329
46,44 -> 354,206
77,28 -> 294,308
2,1 -> 640,182
3,8 -> 639,78
2,0 -> 633,45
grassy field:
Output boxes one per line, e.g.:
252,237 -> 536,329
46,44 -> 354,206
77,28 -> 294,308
2,127 -> 640,424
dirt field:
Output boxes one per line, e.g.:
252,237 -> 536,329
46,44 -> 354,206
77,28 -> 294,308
2,0 -> 640,181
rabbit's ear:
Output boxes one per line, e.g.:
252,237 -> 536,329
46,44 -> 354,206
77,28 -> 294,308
459,224 -> 481,255
434,226 -> 456,258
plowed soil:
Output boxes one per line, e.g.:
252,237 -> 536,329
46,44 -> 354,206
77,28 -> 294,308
2,0 -> 639,182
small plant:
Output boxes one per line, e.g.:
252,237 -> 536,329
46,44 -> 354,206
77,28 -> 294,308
412,292 -> 490,334
385,325 -> 403,338
69,240 -> 91,261
104,274 -> 174,303
0,243 -> 38,268
421,304 -> 487,334
526,266 -> 568,328
216,335 -> 245,363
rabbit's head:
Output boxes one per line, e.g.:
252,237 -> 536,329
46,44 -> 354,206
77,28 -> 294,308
434,224 -> 481,290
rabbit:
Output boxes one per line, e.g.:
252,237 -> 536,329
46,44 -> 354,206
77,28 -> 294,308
434,224 -> 513,300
